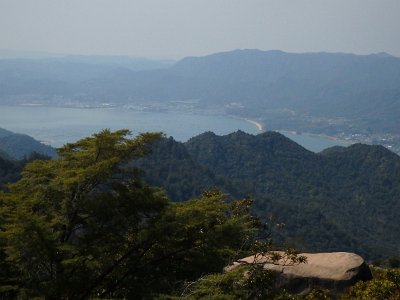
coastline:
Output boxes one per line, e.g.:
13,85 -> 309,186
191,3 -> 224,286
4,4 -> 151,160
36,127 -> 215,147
243,118 -> 264,131
278,130 -> 352,145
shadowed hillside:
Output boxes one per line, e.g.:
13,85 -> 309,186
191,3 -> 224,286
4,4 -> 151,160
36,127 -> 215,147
138,131 -> 400,260
0,128 -> 56,159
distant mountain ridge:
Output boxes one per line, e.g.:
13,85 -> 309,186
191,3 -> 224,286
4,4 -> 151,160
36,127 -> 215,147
2,49 -> 399,136
82,49 -> 400,109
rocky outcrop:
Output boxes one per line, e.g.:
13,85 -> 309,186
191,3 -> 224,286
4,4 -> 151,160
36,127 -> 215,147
227,252 -> 372,297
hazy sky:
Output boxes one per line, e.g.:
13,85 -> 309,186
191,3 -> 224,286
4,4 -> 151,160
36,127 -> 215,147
1,0 -> 399,59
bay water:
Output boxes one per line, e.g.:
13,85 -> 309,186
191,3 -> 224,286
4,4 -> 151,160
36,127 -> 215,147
0,105 -> 347,152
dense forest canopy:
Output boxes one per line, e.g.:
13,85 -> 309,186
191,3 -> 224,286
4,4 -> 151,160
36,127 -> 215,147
0,130 -> 265,299
138,131 -> 400,261
1,128 -> 400,262
0,128 -> 56,159
0,129 -> 400,298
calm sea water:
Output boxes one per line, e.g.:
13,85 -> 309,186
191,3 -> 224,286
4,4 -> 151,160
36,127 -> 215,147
0,106 -> 259,146
0,106 -> 348,152
280,131 -> 349,153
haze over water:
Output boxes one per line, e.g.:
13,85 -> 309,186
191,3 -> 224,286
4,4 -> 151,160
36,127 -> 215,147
0,106 -> 258,146
0,105 -> 347,152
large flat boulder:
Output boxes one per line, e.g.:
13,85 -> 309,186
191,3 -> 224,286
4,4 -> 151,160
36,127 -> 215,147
227,252 -> 372,297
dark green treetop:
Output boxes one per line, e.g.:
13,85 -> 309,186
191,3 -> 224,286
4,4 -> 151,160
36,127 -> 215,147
0,129 -> 257,299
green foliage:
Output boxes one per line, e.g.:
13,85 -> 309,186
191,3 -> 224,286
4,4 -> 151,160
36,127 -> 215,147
4,130 -> 400,260
304,288 -> 331,300
0,127 -> 56,159
3,128 -> 400,298
0,129 -> 259,299
173,259 -> 305,300
135,137 -> 221,201
0,152 -> 49,191
0,156 -> 21,191
164,227 -> 307,300
178,266 -> 261,299
137,131 -> 400,260
341,268 -> 400,300
0,129 -> 164,298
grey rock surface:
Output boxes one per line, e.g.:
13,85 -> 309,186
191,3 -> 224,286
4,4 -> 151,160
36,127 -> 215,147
227,252 -> 372,297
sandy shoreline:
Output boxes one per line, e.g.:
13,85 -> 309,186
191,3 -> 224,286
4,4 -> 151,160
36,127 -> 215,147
243,118 -> 264,131
230,115 -> 352,145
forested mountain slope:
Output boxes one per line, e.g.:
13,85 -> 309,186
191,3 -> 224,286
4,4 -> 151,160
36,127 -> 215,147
138,131 -> 400,260
135,137 -> 220,200
0,155 -> 21,190
1,128 -> 399,260
0,128 -> 56,159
